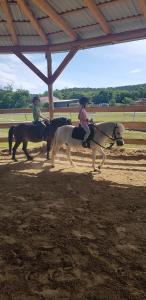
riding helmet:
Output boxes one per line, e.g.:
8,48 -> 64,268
32,95 -> 40,103
79,96 -> 89,105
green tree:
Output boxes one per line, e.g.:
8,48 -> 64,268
0,86 -> 31,109
12,89 -> 31,108
122,97 -> 134,105
109,98 -> 116,106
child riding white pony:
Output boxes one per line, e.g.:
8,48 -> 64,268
51,121 -> 125,171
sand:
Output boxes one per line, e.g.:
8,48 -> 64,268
0,148 -> 146,299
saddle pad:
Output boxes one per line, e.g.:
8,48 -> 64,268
72,124 -> 94,141
72,126 -> 85,140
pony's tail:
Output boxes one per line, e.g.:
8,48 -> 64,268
8,126 -> 14,155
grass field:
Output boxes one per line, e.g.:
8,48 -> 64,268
0,112 -> 146,149
0,111 -> 146,122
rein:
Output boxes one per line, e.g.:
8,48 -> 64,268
91,123 -> 119,149
91,138 -> 114,150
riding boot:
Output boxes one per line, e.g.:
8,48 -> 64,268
82,141 -> 88,148
86,140 -> 90,148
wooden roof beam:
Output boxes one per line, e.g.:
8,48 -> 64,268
31,0 -> 77,40
14,51 -> 48,84
84,0 -> 111,34
139,0 -> 146,18
1,0 -> 18,45
51,49 -> 78,84
17,0 -> 48,44
1,27 -> 146,53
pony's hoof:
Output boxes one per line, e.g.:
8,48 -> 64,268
13,158 -> 18,162
27,156 -> 33,161
93,167 -> 101,173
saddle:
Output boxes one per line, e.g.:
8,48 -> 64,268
72,124 -> 94,144
32,121 -> 47,140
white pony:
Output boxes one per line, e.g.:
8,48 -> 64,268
51,122 -> 125,171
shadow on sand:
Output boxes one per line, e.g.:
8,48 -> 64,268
0,155 -> 146,299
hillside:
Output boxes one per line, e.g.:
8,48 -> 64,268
49,83 -> 146,106
1,83 -> 146,109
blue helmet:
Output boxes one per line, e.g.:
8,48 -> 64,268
32,95 -> 40,104
79,96 -> 89,105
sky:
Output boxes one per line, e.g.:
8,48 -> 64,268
0,39 -> 146,93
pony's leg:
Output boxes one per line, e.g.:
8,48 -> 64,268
66,146 -> 75,166
12,140 -> 21,161
22,141 -> 33,161
92,148 -> 97,171
47,139 -> 51,160
92,147 -> 106,171
97,147 -> 106,170
51,142 -> 59,167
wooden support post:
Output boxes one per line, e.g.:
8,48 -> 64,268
46,52 -> 54,119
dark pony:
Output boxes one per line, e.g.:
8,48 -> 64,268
8,117 -> 71,161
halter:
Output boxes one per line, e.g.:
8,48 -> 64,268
91,123 -> 122,150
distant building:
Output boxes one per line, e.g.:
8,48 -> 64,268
134,98 -> 146,105
98,103 -> 109,107
40,96 -> 79,108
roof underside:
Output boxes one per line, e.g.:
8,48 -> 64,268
0,0 -> 146,53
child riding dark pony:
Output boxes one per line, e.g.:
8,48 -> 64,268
32,95 -> 47,138
8,96 -> 71,161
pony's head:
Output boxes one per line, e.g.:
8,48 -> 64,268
94,122 -> 125,148
51,117 -> 71,125
44,118 -> 71,127
112,123 -> 125,146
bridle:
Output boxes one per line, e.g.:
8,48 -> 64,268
91,123 -> 123,150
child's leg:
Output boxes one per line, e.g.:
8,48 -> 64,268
82,125 -> 90,141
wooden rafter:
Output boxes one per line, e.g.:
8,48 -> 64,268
0,13 -> 143,39
17,0 -> 48,44
139,0 -> 146,18
1,27 -> 146,53
84,0 -> 110,34
1,0 -> 18,45
0,14 -> 142,38
31,0 -> 77,40
14,52 -> 48,84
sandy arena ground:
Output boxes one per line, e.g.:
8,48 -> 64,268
0,147 -> 146,300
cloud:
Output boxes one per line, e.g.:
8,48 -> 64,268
54,78 -> 80,90
1,39 -> 146,93
96,39 -> 146,60
0,53 -> 76,92
130,68 -> 142,74
0,61 -> 17,86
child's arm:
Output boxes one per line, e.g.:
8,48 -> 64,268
78,109 -> 81,120
40,114 -> 48,121
38,109 -> 48,121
